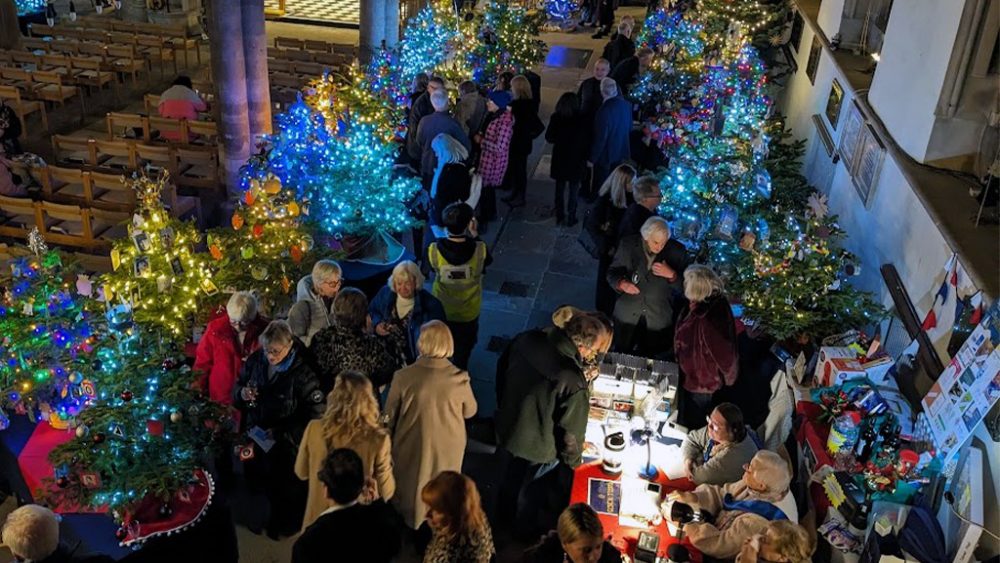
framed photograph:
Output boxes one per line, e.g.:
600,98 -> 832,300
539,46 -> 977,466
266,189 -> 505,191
170,257 -> 184,276
825,79 -> 844,130
838,102 -> 864,171
134,255 -> 150,277
790,10 -> 805,52
806,35 -> 822,84
853,123 -> 886,206
131,231 -> 151,252
159,227 -> 175,250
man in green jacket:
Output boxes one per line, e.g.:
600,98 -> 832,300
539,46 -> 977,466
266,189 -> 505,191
494,313 -> 610,539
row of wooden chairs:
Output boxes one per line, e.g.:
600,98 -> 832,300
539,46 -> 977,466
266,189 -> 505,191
0,195 -> 129,251
268,58 -> 344,77
274,36 -> 355,56
23,33 -> 179,77
0,242 -> 112,273
268,47 -> 353,67
28,21 -> 200,67
1,53 -> 118,103
0,85 -> 49,131
8,41 -> 157,85
0,70 -> 84,130
50,135 -> 220,196
105,112 -> 219,147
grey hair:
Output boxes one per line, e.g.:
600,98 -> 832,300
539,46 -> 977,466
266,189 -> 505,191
2,505 -> 60,560
430,89 -> 449,111
432,134 -> 469,164
684,264 -> 725,303
600,77 -> 618,99
639,216 -> 670,242
389,260 -> 425,292
259,320 -> 294,347
618,21 -> 632,35
226,291 -> 258,322
312,259 -> 342,284
595,58 -> 611,69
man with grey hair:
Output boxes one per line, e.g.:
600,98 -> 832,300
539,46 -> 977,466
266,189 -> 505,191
415,87 -> 471,185
289,259 -> 343,346
2,504 -> 113,562
607,215 -> 689,358
406,75 -> 445,165
588,77 -> 632,194
195,290 -> 269,406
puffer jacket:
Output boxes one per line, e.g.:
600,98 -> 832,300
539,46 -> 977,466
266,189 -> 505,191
495,327 -> 589,467
287,275 -> 335,346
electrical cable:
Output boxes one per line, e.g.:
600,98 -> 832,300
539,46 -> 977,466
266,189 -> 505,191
944,491 -> 1000,542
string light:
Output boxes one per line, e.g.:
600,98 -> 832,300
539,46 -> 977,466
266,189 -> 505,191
15,0 -> 45,15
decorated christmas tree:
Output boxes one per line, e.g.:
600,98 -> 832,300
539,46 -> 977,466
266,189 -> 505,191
695,0 -> 787,47
398,0 -> 465,83
207,174 -> 315,313
465,2 -> 547,86
98,171 -> 218,344
0,231 -> 103,430
14,0 -> 45,16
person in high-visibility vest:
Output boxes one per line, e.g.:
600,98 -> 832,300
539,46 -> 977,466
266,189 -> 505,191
426,202 -> 492,370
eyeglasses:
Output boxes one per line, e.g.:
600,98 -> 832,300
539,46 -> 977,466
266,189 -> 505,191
321,278 -> 342,289
706,416 -> 722,431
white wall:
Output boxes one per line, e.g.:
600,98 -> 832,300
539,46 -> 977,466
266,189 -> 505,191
867,0 -> 967,162
816,0 -> 844,41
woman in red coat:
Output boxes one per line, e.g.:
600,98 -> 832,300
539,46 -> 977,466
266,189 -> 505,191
194,291 -> 269,406
674,265 -> 738,430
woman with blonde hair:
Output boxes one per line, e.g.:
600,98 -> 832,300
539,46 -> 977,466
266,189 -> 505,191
503,74 -> 545,208
370,260 -> 446,363
586,163 -> 637,314
295,370 -> 395,530
430,133 -> 474,235
737,521 -> 814,563
674,264 -> 738,429
522,503 -> 624,563
385,320 -> 477,529
421,471 -> 495,563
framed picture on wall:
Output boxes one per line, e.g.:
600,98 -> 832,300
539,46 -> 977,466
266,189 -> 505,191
825,79 -> 844,130
806,36 -> 822,84
838,101 -> 864,171
853,123 -> 886,206
790,10 -> 805,52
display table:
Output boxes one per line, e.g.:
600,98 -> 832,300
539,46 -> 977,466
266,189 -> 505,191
16,423 -> 106,514
570,460 -> 702,561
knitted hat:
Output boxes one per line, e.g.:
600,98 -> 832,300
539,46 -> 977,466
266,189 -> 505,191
750,450 -> 791,494
487,90 -> 512,111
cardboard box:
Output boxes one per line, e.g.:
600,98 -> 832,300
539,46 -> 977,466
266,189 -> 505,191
797,417 -> 835,475
814,346 -> 860,382
861,354 -> 895,384
821,357 -> 867,387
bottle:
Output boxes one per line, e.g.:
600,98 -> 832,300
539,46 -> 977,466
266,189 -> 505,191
827,411 -> 862,454
854,418 -> 878,463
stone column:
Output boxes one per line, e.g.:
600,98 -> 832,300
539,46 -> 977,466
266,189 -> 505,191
359,0 -> 386,62
241,0 -> 272,140
383,0 -> 400,49
0,0 -> 22,51
207,0 -> 251,197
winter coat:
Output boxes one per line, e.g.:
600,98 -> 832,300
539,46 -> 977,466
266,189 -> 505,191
416,111 -> 471,176
545,113 -> 588,182
232,341 -> 326,449
681,426 -> 760,486
292,501 -> 401,563
478,109 -> 514,187
684,481 -> 799,558
616,202 -> 654,242
758,370 -> 794,452
287,275 -> 335,346
509,98 -> 544,157
521,532 -> 623,563
610,56 -> 641,96
0,101 -> 23,155
385,356 -> 477,528
193,313 -> 268,406
369,286 -> 446,363
602,34 -> 636,70
455,91 -> 487,137
425,525 -> 495,563
309,324 -> 400,389
431,162 -> 472,226
495,327 -> 590,467
577,76 -> 604,119
586,193 -> 630,259
0,156 -> 27,197
674,293 -> 739,394
590,95 -> 631,169
294,418 -> 395,530
607,234 -> 689,330
406,91 -> 435,162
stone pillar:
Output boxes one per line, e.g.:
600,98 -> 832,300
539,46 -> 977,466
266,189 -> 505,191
384,0 -> 400,49
0,0 -> 22,51
208,0 -> 251,197
359,0 -> 386,62
241,0 -> 272,140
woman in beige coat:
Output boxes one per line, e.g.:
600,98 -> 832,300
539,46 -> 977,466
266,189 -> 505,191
295,371 -> 396,530
385,320 -> 478,529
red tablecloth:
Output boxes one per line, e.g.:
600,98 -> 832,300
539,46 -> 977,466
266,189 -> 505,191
16,423 -> 106,514
571,461 -> 702,561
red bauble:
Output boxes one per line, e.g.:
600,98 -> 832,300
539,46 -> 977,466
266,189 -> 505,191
121,390 -> 133,402
115,527 -> 128,541
93,432 -> 106,444
56,476 -> 69,488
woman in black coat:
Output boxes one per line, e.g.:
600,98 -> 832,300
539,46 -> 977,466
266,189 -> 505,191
233,320 -> 326,539
585,164 -> 635,314
545,92 -> 588,226
502,75 -> 544,208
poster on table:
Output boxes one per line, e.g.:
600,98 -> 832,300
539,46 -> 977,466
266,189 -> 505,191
921,301 -> 1000,460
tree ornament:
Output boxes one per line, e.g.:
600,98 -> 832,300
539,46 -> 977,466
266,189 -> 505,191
56,476 -> 69,488
264,177 -> 282,195
243,190 -> 255,206
93,432 -> 106,444
252,224 -> 264,239
231,213 -> 244,230
76,424 -> 89,438
121,390 -> 133,402
209,244 -> 223,261
170,411 -> 183,423
115,527 -> 128,542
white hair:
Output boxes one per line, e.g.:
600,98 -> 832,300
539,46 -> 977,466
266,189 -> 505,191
259,319 -> 294,347
431,134 -> 469,165
684,264 -> 725,303
312,259 -> 342,284
430,89 -> 449,111
600,77 -> 618,99
389,260 -> 425,292
639,216 -> 670,241
2,505 -> 60,560
226,291 -> 259,322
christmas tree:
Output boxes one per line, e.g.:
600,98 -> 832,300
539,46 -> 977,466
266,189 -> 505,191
97,171 -> 218,344
0,231 -> 103,429
465,3 -> 548,86
15,0 -> 45,15
695,0 -> 787,47
207,174 -> 315,313
399,0 -> 465,83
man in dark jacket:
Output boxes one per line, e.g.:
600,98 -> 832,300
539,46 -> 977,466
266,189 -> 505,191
602,22 -> 636,70
292,449 -> 401,563
578,59 -> 612,199
607,216 -> 689,359
415,89 -> 472,188
617,175 -> 663,241
494,313 -> 610,538
610,47 -> 654,98
589,78 -> 632,195
405,76 -> 445,172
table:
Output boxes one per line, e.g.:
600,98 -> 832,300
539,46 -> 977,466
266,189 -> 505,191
16,422 -> 106,514
571,461 -> 702,561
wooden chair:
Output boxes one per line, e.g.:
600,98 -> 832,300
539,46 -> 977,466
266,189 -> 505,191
185,120 -> 218,146
134,143 -> 173,172
40,166 -> 96,207
0,67 -> 35,93
137,34 -> 176,77
80,29 -> 110,43
50,39 -> 81,55
304,39 -> 332,53
105,44 -> 149,85
293,61 -> 325,76
89,170 -> 137,211
31,70 -> 86,120
268,58 -> 293,73
282,49 -> 314,63
106,112 -> 149,141
173,147 -> 220,195
22,37 -> 52,52
148,116 -> 185,144
332,44 -> 355,57
51,135 -> 96,166
109,31 -> 137,46
311,52 -> 346,68
275,37 -> 304,50
39,54 -> 73,78
0,195 -> 42,241
76,42 -> 107,59
72,250 -> 115,273
0,85 -> 48,131
71,57 -> 118,101
143,93 -> 161,116
166,32 -> 200,68
87,208 -> 129,246
161,179 -> 201,224
40,201 -> 98,249
11,51 -> 41,67
92,138 -> 135,170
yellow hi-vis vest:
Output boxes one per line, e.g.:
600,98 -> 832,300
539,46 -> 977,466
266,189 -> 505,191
427,241 -> 486,323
